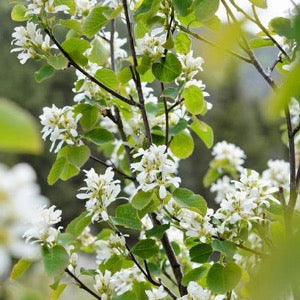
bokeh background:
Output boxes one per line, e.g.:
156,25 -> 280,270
0,0 -> 293,298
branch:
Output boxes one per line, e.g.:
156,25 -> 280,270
65,268 -> 101,300
44,28 -> 138,107
177,24 -> 252,64
161,83 -> 170,148
90,155 -> 135,181
167,98 -> 184,113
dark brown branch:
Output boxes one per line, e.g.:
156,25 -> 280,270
167,98 -> 184,113
177,24 -> 252,64
65,268 -> 101,299
90,155 -> 135,181
44,28 -> 138,107
161,83 -> 170,149
268,53 -> 283,75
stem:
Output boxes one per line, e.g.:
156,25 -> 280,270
44,28 -> 138,107
65,268 -> 101,300
161,83 -> 170,148
177,24 -> 252,64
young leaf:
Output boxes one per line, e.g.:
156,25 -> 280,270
66,212 -> 92,238
183,85 -> 205,115
248,0 -> 267,8
95,68 -> 119,90
190,243 -> 213,263
34,65 -> 55,83
173,0 -> 193,16
42,245 -> 69,277
74,103 -> 100,131
190,118 -> 214,148
193,0 -> 220,22
207,262 -> 242,294
175,32 -> 192,54
152,53 -> 182,83
170,131 -> 194,159
113,203 -> 142,230
132,239 -> 159,259
11,5 -> 28,21
84,127 -> 114,145
182,265 -> 208,286
57,145 -> 90,168
145,224 -> 170,239
47,56 -> 69,70
10,258 -> 33,281
131,190 -> 154,210
212,240 -> 236,258
134,0 -> 160,22
173,188 -> 207,216
269,17 -> 293,39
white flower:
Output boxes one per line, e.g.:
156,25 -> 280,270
131,145 -> 181,199
96,233 -> 127,264
74,0 -> 97,16
136,28 -> 166,60
39,104 -> 82,152
79,226 -> 96,246
145,286 -> 167,300
23,205 -> 62,246
77,168 -> 121,222
179,209 -> 216,243
111,266 -> 145,295
178,281 -> 211,300
211,176 -> 235,204
94,270 -> 114,300
212,141 -> 246,170
11,22 -> 54,64
0,163 -> 48,278
26,0 -> 69,15
178,51 -> 204,81
289,98 -> 300,127
262,159 -> 290,192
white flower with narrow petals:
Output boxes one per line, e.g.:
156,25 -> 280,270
177,281 -> 211,300
145,286 -> 167,300
94,270 -> 114,300
178,51 -> 204,81
26,0 -> 69,15
39,104 -> 82,152
131,145 -> 181,199
23,205 -> 62,246
211,176 -> 235,204
77,168 -> 121,222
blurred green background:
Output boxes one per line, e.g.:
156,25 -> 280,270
0,2 -> 286,218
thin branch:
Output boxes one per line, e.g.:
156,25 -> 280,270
268,53 -> 283,75
167,98 -> 184,113
177,24 -> 252,64
161,83 -> 170,149
44,28 -> 138,107
65,268 -> 101,300
90,155 -> 135,181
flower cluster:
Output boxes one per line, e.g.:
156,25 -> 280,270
77,168 -> 121,222
93,270 -> 115,300
26,0 -> 69,15
96,233 -> 127,264
211,141 -> 246,171
11,22 -> 54,64
131,145 -> 181,199
0,163 -> 48,278
23,205 -> 62,246
39,104 -> 82,152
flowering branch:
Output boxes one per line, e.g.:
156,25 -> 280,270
44,28 -> 138,107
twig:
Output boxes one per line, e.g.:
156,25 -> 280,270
65,268 -> 101,300
268,53 -> 283,75
161,83 -> 170,149
44,28 -> 138,107
167,98 -> 184,113
177,24 -> 252,64
90,155 -> 135,181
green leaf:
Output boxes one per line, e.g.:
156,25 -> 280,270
137,56 -> 152,75
161,87 -> 179,100
207,263 -> 242,294
42,245 -> 69,277
11,5 -> 28,21
182,265 -> 208,286
113,203 -> 142,230
132,239 -> 159,259
173,188 -> 207,215
95,68 -> 119,90
51,283 -> 67,300
34,65 -> 55,83
152,53 -> 182,83
66,212 -> 92,238
118,67 -> 132,84
269,17 -> 293,39
170,119 -> 188,136
99,255 -> 134,274
249,38 -> 274,49
75,103 -> 100,131
145,224 -> 170,239
84,127 -> 114,145
212,240 -> 236,258
193,0 -> 220,22
248,0 -> 267,8
134,0 -> 160,22
82,6 -> 111,38
47,56 -> 69,70
10,258 -> 33,281
55,0 -> 76,14
131,190 -> 154,210
190,118 -> 214,148
62,38 -> 90,66
183,85 -> 205,115
170,131 -> 194,159
163,34 -> 174,50
0,98 -> 42,154
203,168 -> 222,187
89,38 -> 110,65
173,0 -> 193,16
60,19 -> 82,33
190,243 -> 213,263
48,145 -> 90,185
175,32 -> 192,54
